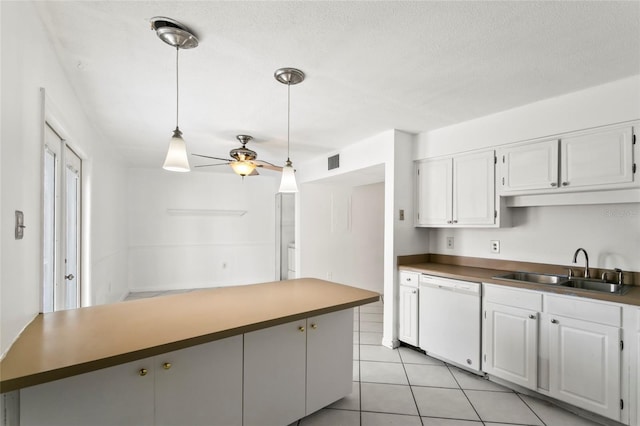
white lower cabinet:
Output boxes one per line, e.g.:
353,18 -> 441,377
482,284 -> 541,390
399,271 -> 420,347
484,302 -> 538,390
547,312 -> 621,421
20,336 -> 243,426
244,309 -> 353,426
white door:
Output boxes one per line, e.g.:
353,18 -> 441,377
398,285 -> 419,346
498,139 -> 559,192
244,319 -> 307,426
416,158 -> 452,226
155,336 -> 243,426
20,358 -> 154,426
549,315 -> 621,421
560,126 -> 634,189
306,309 -> 353,415
453,150 -> 495,225
42,123 -> 82,312
483,302 -> 538,390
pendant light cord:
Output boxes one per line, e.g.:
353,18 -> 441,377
175,46 -> 179,129
287,82 -> 291,162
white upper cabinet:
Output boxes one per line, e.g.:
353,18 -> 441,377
453,150 -> 496,225
498,124 -> 636,196
416,150 -> 497,227
499,139 -> 559,192
561,126 -> 634,189
416,157 -> 452,226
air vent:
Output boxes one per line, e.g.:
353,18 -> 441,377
328,154 -> 340,170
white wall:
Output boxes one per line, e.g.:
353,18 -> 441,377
416,75 -> 640,271
0,1 -> 127,356
298,130 -> 430,348
126,169 -> 279,291
300,182 -> 384,293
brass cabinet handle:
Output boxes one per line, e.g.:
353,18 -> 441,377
139,368 -> 148,377
562,182 -> 569,186
528,314 -> 536,319
162,362 -> 172,370
298,326 -> 305,332
311,323 -> 318,329
550,182 -> 557,187
551,319 -> 559,324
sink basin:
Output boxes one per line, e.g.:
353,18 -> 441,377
494,272 -> 567,285
493,272 -> 630,295
561,278 -> 630,295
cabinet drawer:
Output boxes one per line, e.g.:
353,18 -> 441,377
483,284 -> 542,311
545,295 -> 621,326
399,271 -> 420,288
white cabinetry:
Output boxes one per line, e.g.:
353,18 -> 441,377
20,336 -> 243,426
416,150 -> 497,227
482,284 -> 541,390
545,295 -> 622,421
244,309 -> 353,426
498,124 -> 636,195
398,271 -> 420,346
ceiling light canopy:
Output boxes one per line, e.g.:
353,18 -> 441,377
151,17 -> 199,172
275,67 -> 305,193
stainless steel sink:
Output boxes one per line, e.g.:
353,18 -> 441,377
493,272 -> 630,295
494,272 -> 567,285
561,278 -> 630,295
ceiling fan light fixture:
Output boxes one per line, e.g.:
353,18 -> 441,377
163,127 -> 191,172
230,160 -> 257,177
275,67 -> 305,194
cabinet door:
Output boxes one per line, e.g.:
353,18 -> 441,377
244,319 -> 307,426
453,150 -> 495,225
416,158 -> 452,226
549,315 -> 621,421
306,309 -> 353,415
398,285 -> 419,346
155,336 -> 243,426
560,126 -> 634,189
498,139 -> 559,193
483,302 -> 538,390
21,359 -> 154,426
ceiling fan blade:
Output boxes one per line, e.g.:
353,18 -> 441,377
194,163 -> 230,168
192,153 -> 232,162
254,160 -> 283,172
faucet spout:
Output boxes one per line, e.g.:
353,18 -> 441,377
572,248 -> 590,278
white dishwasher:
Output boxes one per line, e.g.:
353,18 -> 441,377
418,274 -> 481,373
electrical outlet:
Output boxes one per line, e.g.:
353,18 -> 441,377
399,209 -> 405,221
446,236 -> 454,249
491,240 -> 500,253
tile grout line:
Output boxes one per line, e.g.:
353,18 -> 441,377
398,346 -> 426,426
445,363 -> 486,424
515,392 -> 548,426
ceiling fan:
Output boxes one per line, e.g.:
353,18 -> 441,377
192,135 -> 283,177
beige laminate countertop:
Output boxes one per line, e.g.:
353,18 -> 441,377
400,262 -> 640,305
0,278 -> 379,393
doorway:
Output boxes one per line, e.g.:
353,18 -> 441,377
42,122 -> 82,312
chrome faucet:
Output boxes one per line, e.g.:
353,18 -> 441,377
572,248 -> 590,278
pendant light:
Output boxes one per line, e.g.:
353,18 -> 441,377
151,17 -> 199,172
274,68 -> 305,193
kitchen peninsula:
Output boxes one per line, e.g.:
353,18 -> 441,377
1,278 -> 379,426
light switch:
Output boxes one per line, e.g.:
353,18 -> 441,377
15,211 -> 25,240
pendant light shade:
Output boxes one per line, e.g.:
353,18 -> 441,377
274,67 -> 305,193
163,128 -> 190,172
152,17 -> 198,172
279,160 -> 298,193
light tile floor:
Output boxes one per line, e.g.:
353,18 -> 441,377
124,293 -> 605,426
296,300 -> 606,426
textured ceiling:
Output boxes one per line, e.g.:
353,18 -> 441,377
34,1 -> 640,171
